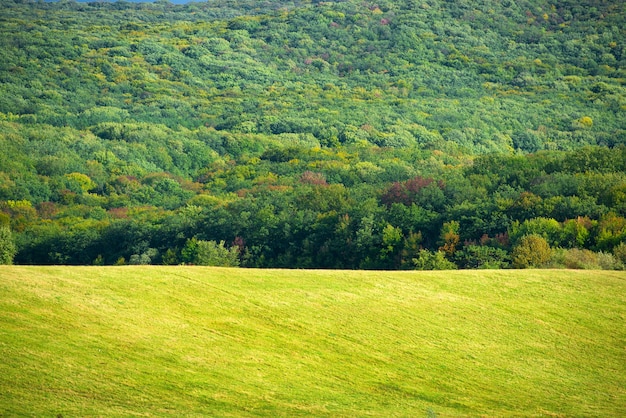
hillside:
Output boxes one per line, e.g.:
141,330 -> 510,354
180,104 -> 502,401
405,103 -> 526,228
1,266 -> 625,416
0,0 -> 625,268
2,0 -> 624,147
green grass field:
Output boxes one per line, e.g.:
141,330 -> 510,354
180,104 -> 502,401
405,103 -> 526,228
1,267 -> 624,417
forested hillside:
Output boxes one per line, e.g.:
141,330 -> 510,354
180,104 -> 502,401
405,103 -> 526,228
1,0 -> 625,268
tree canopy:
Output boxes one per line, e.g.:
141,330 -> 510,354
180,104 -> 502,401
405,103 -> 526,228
1,0 -> 625,268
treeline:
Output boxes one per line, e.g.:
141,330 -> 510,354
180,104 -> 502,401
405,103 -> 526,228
3,143 -> 626,269
0,0 -> 625,268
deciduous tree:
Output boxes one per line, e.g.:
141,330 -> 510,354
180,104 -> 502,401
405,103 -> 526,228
0,226 -> 16,265
511,235 -> 551,269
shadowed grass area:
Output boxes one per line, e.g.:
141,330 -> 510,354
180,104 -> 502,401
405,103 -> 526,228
1,267 -> 625,416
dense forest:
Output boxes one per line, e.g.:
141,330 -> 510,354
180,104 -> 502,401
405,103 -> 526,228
0,0 -> 625,269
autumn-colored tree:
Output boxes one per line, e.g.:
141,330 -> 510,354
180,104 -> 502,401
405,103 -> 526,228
381,176 -> 443,207
438,221 -> 460,256
511,235 -> 551,268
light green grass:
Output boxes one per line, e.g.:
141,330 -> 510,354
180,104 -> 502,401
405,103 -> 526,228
1,267 -> 625,417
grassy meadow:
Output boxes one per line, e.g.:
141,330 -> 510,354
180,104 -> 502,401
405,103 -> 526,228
0,266 -> 625,417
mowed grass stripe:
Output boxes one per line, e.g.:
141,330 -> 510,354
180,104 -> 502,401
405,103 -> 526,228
0,267 -> 624,416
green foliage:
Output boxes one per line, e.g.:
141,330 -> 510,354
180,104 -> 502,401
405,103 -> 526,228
455,245 -> 510,269
412,250 -> 456,270
0,0 -> 625,269
0,226 -> 17,265
595,213 -> 626,252
129,248 -> 159,266
162,248 -> 180,266
550,248 -> 624,270
613,242 -> 626,266
512,235 -> 552,269
438,220 -> 460,256
182,238 -> 240,267
509,217 -> 563,248
379,224 -> 403,268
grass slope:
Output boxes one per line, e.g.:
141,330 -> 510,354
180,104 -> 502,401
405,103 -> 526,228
1,267 -> 625,417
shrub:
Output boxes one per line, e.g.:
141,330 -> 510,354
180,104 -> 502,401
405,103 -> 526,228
550,248 -> 623,270
562,248 -> 600,269
511,234 -> 551,268
455,245 -> 510,269
129,248 -> 158,265
196,240 -> 240,267
613,242 -> 626,264
413,250 -> 457,270
182,238 -> 240,267
597,252 -> 623,270
162,248 -> 179,265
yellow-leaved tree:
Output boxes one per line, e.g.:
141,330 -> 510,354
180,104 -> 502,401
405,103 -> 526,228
512,234 -> 551,268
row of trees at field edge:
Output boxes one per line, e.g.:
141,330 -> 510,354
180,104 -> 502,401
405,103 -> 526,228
2,146 -> 626,270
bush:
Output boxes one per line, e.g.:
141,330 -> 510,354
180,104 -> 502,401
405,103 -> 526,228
181,238 -> 240,267
550,248 -> 623,270
597,252 -> 623,270
511,235 -> 551,268
562,248 -> 600,269
129,248 -> 159,265
613,242 -> 626,264
455,245 -> 510,269
413,250 -> 457,270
